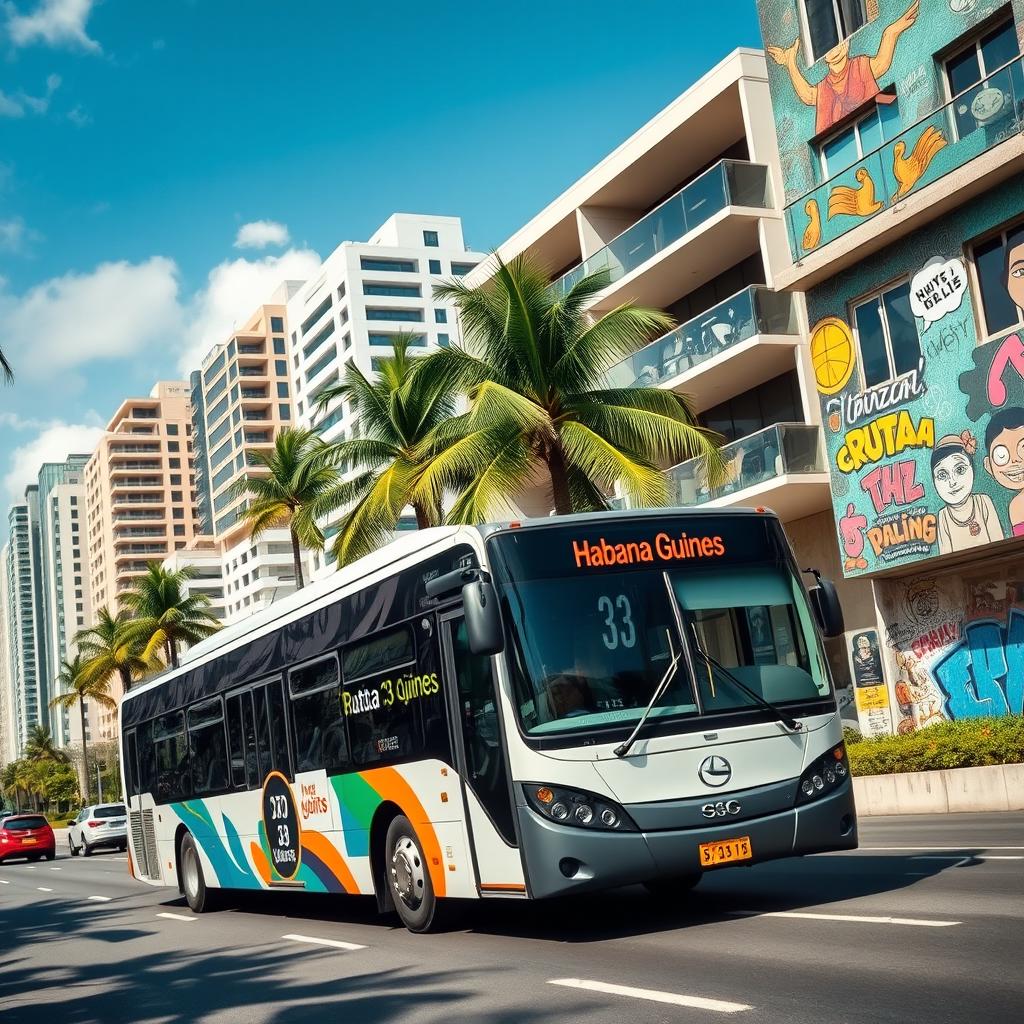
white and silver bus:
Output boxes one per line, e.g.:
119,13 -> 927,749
119,508 -> 856,932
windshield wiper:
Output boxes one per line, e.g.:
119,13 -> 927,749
613,629 -> 681,759
688,624 -> 803,733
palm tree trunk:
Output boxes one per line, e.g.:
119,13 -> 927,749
169,639 -> 179,669
290,526 -> 305,589
79,699 -> 90,804
546,442 -> 574,516
413,501 -> 431,530
120,665 -> 132,695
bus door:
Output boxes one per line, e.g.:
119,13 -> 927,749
440,612 -> 525,894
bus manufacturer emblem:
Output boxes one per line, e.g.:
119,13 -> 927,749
698,755 -> 732,788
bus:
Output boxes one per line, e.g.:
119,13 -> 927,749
119,508 -> 856,933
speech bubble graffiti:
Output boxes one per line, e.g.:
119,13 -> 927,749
910,256 -> 968,330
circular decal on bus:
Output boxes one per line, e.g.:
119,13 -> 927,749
261,771 -> 301,880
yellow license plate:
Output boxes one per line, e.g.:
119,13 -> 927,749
22,837 -> 37,845
699,836 -> 751,867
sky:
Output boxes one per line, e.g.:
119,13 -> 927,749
0,0 -> 762,514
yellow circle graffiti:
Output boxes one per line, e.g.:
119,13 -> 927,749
810,317 -> 857,395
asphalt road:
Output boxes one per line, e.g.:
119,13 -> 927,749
1,813 -> 1022,1023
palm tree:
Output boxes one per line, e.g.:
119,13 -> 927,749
310,333 -> 461,566
231,427 -> 339,588
77,607 -> 153,697
0,346 -> 11,385
120,563 -> 221,669
50,654 -> 117,804
416,254 -> 725,521
24,724 -> 66,763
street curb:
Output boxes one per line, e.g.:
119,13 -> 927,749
854,763 -> 1024,816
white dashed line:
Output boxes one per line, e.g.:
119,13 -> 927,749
859,846 -> 1024,851
0,879 -> 9,884
911,855 -> 1024,861
37,887 -> 54,893
157,912 -> 197,923
548,979 -> 751,1013
282,933 -> 366,951
50,867 -> 61,871
87,895 -> 112,902
727,910 -> 959,927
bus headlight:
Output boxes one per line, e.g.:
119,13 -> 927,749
522,783 -> 637,832
797,744 -> 850,805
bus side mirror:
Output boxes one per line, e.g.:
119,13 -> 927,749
807,576 -> 844,638
463,579 -> 504,656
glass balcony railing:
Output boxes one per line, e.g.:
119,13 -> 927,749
606,286 -> 797,388
786,53 -> 1024,259
551,160 -> 773,298
665,423 -> 824,506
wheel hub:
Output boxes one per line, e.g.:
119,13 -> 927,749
390,836 -> 424,910
183,848 -> 199,900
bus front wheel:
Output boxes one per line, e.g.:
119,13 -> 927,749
180,833 -> 216,914
385,815 -> 437,933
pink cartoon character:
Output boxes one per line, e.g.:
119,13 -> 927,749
839,502 -> 869,571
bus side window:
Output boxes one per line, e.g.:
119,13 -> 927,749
226,694 -> 245,789
188,698 -> 228,796
289,655 -> 347,774
125,729 -> 139,797
254,679 -> 290,779
153,712 -> 190,803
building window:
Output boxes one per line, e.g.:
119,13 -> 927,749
819,99 -> 900,177
338,281 -> 346,300
363,282 -> 421,298
437,333 -> 451,348
173,508 -> 184,519
273,338 -> 285,355
171,490 -> 183,502
277,382 -> 289,398
945,20 -> 1021,140
280,404 -> 291,420
174,525 -> 186,536
360,257 -> 417,273
169,458 -> 181,468
70,495 -> 77,506
340,306 -> 349,325
423,229 -> 439,247
852,279 -> 921,388
70,509 -> 78,519
428,259 -> 442,275
167,423 -> 179,436
342,332 -> 352,351
366,307 -> 424,322
801,0 -> 866,64
271,316 -> 284,332
275,360 -> 287,376
434,308 -> 448,324
451,262 -> 477,276
170,474 -> 182,485
971,221 -> 1024,339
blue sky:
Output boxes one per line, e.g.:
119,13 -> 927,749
0,0 -> 762,508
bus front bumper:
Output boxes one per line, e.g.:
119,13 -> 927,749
517,779 -> 857,899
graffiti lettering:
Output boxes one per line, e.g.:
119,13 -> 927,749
932,611 -> 1024,719
836,411 -> 935,473
866,510 -> 936,559
987,333 -> 1024,407
842,361 -> 926,425
925,318 -> 969,360
910,621 -> 959,661
860,459 -> 925,514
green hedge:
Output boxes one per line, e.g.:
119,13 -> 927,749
847,716 -> 1024,777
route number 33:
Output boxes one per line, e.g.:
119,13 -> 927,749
598,594 -> 636,650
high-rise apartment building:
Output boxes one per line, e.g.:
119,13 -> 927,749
290,213 -> 485,569
37,456 -> 92,747
191,284 -> 307,623
0,543 -> 16,767
465,49 -> 875,702
751,0 -> 1024,734
162,539 -> 226,621
85,381 -> 199,733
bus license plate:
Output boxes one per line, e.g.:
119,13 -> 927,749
699,837 -> 751,867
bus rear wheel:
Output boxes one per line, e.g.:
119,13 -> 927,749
385,815 -> 437,933
180,833 -> 216,914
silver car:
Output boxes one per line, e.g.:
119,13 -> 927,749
68,803 -> 128,857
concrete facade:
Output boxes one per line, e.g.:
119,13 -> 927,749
753,0 -> 1024,734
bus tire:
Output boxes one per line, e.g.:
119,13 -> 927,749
643,874 -> 701,899
385,815 -> 437,933
180,833 -> 216,914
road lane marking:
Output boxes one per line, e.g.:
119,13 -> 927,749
548,979 -> 750,1013
50,867 -> 61,871
87,895 -> 112,902
859,846 -> 1024,851
157,912 -> 197,923
37,887 -> 54,893
0,879 -> 8,884
282,933 -> 366,952
727,910 -> 959,927
911,855 -> 1024,861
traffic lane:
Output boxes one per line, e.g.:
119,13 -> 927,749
858,809 -> 1024,849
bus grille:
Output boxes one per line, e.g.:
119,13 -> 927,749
142,810 -> 159,881
129,811 -> 147,876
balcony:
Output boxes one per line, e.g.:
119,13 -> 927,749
110,462 -> 161,473
550,159 -> 772,309
114,546 -> 166,560
114,527 -> 166,539
244,432 -> 270,444
240,388 -> 268,399
237,343 -> 265,354
238,367 -> 267,378
784,53 -> 1024,287
663,423 -> 831,522
243,412 -> 269,422
606,287 -> 799,411
109,444 -> 160,454
113,511 -> 164,522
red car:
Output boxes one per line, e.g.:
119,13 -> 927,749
0,814 -> 56,863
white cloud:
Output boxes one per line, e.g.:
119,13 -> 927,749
178,247 -> 321,373
0,73 -> 61,117
234,220 -> 290,250
0,218 -> 28,251
4,419 -> 104,501
4,0 -> 101,53
0,91 -> 24,117
0,257 -> 183,379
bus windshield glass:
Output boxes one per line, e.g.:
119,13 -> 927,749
487,516 -> 831,737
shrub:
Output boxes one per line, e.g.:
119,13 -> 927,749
848,716 -> 1024,777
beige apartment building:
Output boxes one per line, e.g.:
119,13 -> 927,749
85,381 -> 199,734
466,48 -> 875,697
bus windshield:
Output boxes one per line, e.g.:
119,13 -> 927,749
487,516 -> 831,737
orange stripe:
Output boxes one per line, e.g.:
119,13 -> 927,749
301,829 -> 360,895
361,766 -> 447,898
480,883 -> 526,892
250,841 -> 272,886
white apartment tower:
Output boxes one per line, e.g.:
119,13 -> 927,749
290,213 -> 485,567
0,544 -> 16,767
